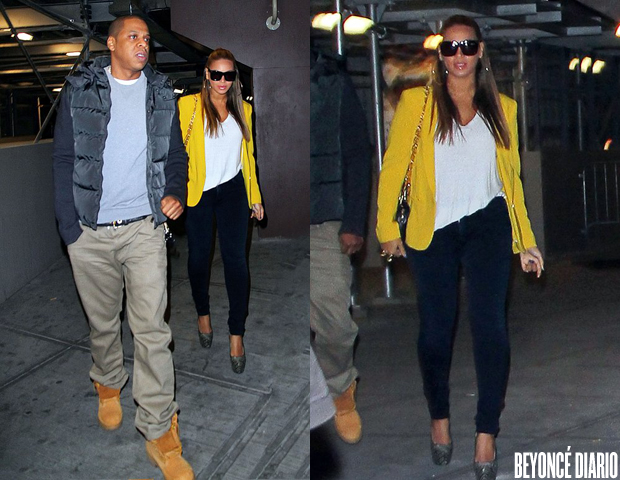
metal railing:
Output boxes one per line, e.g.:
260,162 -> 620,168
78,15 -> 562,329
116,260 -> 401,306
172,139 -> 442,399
580,161 -> 620,236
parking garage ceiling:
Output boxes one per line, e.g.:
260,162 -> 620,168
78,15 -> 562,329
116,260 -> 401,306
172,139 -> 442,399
310,0 -> 620,52
3,1 -> 620,95
0,0 -> 209,92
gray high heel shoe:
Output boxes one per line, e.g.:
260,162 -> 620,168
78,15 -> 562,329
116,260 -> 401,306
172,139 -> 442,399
230,353 -> 246,374
197,315 -> 213,348
198,330 -> 213,348
430,420 -> 452,465
473,435 -> 498,480
430,439 -> 453,465
230,336 -> 246,374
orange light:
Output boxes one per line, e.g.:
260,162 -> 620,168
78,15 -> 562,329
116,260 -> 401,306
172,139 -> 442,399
580,57 -> 592,74
568,58 -> 579,71
423,34 -> 443,50
604,139 -> 612,151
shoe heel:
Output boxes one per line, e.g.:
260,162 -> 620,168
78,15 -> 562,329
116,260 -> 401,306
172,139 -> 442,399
198,330 -> 213,348
430,420 -> 452,465
473,433 -> 498,480
431,440 -> 453,465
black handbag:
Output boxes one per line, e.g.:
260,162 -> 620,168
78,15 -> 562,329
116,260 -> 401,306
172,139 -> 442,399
394,85 -> 430,242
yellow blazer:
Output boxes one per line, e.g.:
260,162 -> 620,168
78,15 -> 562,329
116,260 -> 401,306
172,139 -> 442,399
178,93 -> 262,208
377,87 -> 536,253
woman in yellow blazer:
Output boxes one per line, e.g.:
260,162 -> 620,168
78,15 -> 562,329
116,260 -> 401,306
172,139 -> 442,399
377,16 -> 543,480
178,48 -> 263,374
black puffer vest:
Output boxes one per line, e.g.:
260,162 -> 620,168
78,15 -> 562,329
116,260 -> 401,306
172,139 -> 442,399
310,57 -> 345,224
66,56 -> 176,228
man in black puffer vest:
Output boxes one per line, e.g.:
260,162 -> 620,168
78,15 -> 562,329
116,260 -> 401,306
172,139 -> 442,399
310,51 -> 371,444
53,16 -> 193,480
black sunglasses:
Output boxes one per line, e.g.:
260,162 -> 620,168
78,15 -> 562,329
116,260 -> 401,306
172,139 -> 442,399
209,70 -> 237,82
439,39 -> 480,57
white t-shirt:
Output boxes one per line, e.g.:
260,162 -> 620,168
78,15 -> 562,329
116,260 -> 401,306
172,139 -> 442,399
203,115 -> 243,191
434,113 -> 503,231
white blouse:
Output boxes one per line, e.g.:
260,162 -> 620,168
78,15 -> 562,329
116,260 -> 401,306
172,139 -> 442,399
203,115 -> 243,192
434,113 -> 503,231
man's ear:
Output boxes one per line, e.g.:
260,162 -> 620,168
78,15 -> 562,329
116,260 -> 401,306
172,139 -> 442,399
107,36 -> 115,51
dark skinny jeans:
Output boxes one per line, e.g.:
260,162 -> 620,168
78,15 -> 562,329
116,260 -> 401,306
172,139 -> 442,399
405,196 -> 512,435
186,171 -> 250,336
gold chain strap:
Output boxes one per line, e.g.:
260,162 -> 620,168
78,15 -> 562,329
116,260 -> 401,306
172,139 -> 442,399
399,85 -> 431,205
183,95 -> 198,148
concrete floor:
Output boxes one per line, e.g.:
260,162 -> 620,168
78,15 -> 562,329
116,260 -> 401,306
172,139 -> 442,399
312,258 -> 620,479
0,233 -> 309,480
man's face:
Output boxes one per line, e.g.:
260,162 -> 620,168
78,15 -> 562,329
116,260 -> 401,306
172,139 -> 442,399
107,17 -> 150,80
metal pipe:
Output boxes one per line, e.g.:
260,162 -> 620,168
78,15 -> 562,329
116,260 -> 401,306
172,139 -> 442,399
368,3 -> 393,298
0,1 -> 54,103
515,41 -> 529,151
79,0 -> 90,31
266,0 -> 280,30
580,169 -> 588,235
9,90 -> 15,136
576,66 -> 584,151
272,0 -> 278,24
37,96 -> 42,130
333,0 -> 344,56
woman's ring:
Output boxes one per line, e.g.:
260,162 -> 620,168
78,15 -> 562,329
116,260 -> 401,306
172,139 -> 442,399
380,250 -> 395,263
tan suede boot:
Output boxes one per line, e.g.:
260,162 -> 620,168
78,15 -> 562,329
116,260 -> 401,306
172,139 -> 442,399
333,380 -> 362,444
93,381 -> 122,430
145,414 -> 195,480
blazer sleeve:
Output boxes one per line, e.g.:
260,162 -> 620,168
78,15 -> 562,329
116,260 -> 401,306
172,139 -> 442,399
245,103 -> 262,205
376,88 -> 419,243
505,98 -> 537,252
163,102 -> 189,207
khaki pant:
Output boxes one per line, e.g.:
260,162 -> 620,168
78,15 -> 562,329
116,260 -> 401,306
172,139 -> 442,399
68,217 -> 177,440
310,221 -> 359,397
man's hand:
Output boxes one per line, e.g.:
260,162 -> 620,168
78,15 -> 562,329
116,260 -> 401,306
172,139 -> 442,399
160,196 -> 183,220
339,233 -> 364,256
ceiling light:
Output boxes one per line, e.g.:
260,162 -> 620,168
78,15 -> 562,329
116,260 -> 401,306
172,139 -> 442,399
424,34 -> 443,50
580,56 -> 592,74
16,32 -> 33,41
173,88 -> 184,94
53,87 -> 62,92
592,60 -> 606,74
568,57 -> 579,71
604,139 -> 612,150
312,12 -> 341,31
616,24 -> 620,37
66,51 -> 81,57
343,15 -> 374,35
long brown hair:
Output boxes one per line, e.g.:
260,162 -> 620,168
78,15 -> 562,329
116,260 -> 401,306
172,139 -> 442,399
432,15 -> 510,148
201,48 -> 250,141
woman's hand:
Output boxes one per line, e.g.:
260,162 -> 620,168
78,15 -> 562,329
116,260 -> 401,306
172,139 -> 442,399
380,238 -> 407,262
251,203 -> 264,221
519,247 -> 544,278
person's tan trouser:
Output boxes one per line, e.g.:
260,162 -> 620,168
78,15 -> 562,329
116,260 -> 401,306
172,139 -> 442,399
310,221 -> 359,397
67,217 -> 178,440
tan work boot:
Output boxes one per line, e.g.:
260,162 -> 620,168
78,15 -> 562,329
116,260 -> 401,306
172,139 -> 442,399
93,381 -> 122,430
333,380 -> 362,444
145,414 -> 195,480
